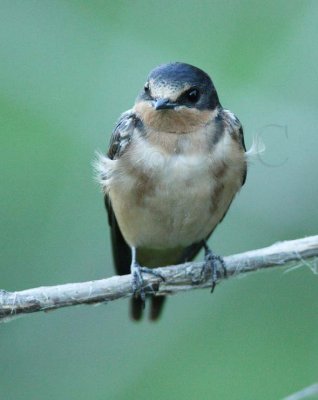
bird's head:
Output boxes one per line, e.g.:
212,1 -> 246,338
134,62 -> 220,133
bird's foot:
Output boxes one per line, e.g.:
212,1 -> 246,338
201,243 -> 227,292
131,262 -> 165,303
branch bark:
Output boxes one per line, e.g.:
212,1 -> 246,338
1,235 -> 317,322
282,383 -> 318,400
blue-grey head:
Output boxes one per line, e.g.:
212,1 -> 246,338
137,62 -> 220,111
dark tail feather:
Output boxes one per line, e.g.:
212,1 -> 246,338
130,297 -> 144,321
150,296 -> 166,321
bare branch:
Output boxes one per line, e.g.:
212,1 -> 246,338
282,383 -> 318,400
1,235 -> 317,322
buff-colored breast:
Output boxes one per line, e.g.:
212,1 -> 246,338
106,124 -> 246,249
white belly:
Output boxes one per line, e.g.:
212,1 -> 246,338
99,127 -> 245,249
109,151 -> 241,249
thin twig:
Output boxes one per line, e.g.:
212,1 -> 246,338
282,383 -> 318,400
1,235 -> 317,322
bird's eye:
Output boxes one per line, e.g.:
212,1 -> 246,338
186,89 -> 200,103
144,83 -> 149,92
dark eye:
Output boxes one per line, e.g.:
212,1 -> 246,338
144,82 -> 149,92
186,89 -> 200,103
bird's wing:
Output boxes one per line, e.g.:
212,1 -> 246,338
222,109 -> 247,185
238,125 -> 247,185
181,109 -> 247,262
105,110 -> 139,276
107,110 -> 136,160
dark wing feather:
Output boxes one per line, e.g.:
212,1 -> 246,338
107,110 -> 135,160
239,126 -> 247,185
105,110 -> 137,276
105,197 -> 131,276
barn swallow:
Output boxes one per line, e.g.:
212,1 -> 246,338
96,62 -> 247,321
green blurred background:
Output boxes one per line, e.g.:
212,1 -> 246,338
1,1 -> 318,399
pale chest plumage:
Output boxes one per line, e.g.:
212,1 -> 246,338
100,124 -> 245,249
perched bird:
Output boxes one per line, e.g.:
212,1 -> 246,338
96,62 -> 247,321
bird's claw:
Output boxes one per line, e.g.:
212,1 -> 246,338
201,246 -> 227,292
131,263 -> 165,303
131,262 -> 145,302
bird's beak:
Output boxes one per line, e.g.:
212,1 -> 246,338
153,98 -> 178,110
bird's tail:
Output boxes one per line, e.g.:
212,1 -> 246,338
130,296 -> 166,321
150,296 -> 166,321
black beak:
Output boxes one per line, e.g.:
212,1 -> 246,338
154,98 -> 177,110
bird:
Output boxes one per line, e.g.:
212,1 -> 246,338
96,62 -> 247,321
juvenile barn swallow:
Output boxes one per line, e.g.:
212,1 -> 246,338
97,62 -> 247,321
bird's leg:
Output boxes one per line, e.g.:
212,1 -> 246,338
130,247 -> 165,302
201,241 -> 227,292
